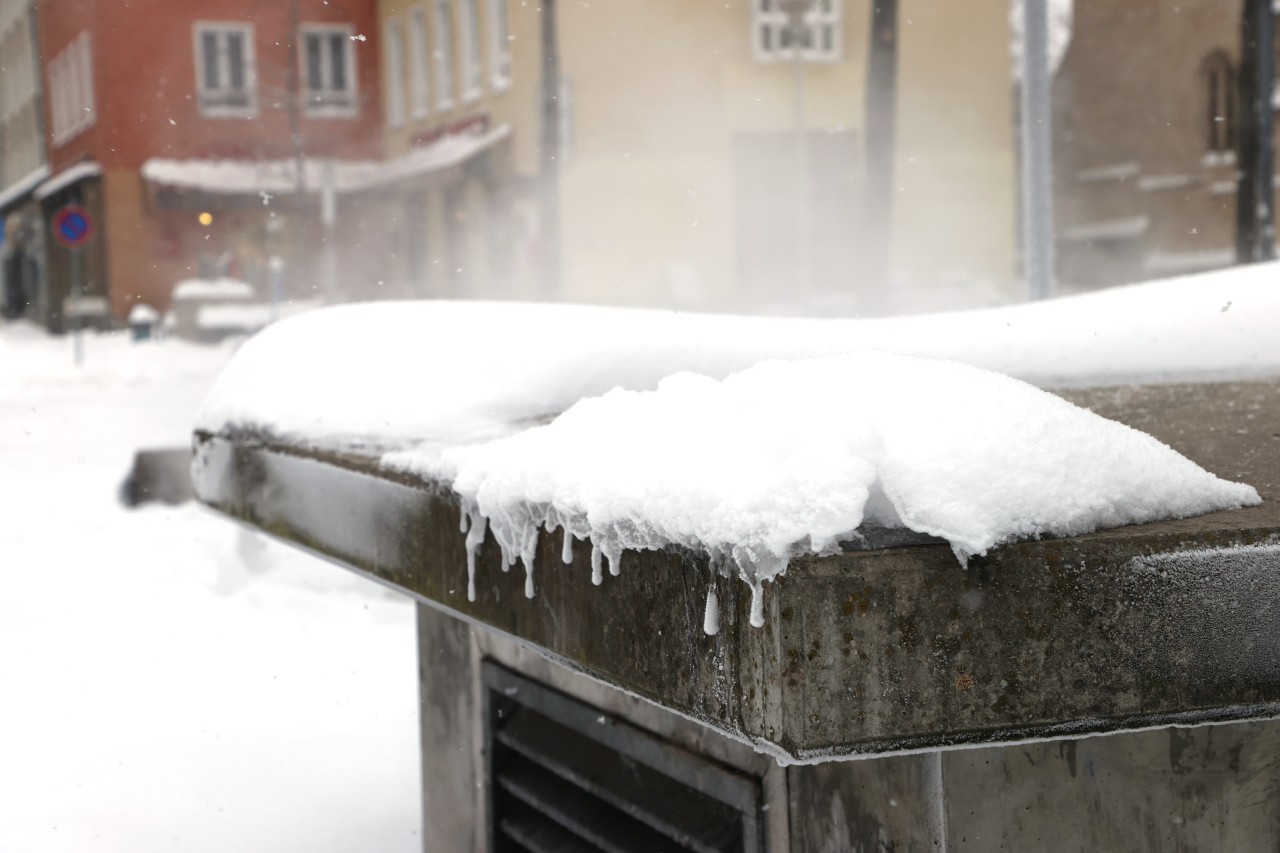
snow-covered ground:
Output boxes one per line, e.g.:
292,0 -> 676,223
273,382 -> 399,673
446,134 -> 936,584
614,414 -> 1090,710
0,324 -> 420,853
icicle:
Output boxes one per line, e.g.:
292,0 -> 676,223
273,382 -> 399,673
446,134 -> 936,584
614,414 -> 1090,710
703,583 -> 720,636
561,529 -> 574,564
459,507 -> 470,534
604,543 -> 622,577
521,553 -> 535,599
464,512 -> 487,603
748,578 -> 765,629
499,541 -> 513,572
590,542 -> 603,586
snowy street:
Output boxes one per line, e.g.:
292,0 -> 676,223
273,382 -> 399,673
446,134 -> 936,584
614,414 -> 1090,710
0,325 -> 421,852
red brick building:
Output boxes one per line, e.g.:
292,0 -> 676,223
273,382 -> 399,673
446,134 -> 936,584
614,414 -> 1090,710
35,0 -> 382,329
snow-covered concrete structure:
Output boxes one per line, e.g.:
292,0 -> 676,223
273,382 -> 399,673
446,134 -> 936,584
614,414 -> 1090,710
194,273 -> 1280,850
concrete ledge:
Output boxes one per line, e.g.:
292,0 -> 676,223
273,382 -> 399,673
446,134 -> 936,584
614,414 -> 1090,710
193,380 -> 1280,760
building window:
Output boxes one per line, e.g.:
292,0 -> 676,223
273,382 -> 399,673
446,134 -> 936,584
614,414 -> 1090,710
459,0 -> 483,100
300,24 -> 358,116
488,0 -> 511,90
385,17 -> 405,126
1203,52 -> 1237,155
48,31 -> 95,145
409,5 -> 431,118
753,0 -> 841,62
194,23 -> 256,117
433,0 -> 456,108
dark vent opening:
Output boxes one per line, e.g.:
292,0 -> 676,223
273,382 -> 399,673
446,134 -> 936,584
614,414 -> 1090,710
484,662 -> 763,853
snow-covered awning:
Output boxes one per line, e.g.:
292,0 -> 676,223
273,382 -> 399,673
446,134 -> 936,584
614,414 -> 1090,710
0,164 -> 51,212
140,125 -> 511,197
342,125 -> 511,192
33,161 -> 102,201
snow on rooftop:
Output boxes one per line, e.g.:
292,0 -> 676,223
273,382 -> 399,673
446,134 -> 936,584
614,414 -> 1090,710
33,160 -> 102,200
197,262 -> 1279,625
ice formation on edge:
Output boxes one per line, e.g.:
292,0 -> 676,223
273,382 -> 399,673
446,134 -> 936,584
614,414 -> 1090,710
445,351 -> 1261,634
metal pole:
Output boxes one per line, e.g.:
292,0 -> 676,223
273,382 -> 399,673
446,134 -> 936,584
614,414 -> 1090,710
789,5 -> 812,295
539,0 -> 562,298
71,246 -> 83,366
864,1 -> 898,293
288,0 -> 306,299
1019,0 -> 1056,300
320,159 -> 338,300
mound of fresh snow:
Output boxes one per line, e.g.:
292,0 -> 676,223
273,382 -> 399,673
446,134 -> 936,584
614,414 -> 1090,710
438,351 -> 1259,628
197,262 -> 1280,454
196,266 -> 1279,628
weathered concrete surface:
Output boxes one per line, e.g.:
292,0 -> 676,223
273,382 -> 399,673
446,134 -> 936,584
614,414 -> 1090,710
791,720 -> 1280,852
194,380 -> 1280,759
417,600 -> 483,850
416,602 -> 792,851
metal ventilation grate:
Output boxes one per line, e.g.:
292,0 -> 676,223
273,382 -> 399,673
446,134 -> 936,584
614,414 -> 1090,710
483,662 -> 764,853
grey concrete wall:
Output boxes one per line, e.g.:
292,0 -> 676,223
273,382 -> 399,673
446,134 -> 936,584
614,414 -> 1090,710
420,602 -> 1280,852
790,721 -> 1280,852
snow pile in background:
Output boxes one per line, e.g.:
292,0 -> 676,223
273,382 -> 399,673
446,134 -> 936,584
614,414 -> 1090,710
440,352 -> 1260,627
197,261 -> 1280,455
171,277 -> 257,302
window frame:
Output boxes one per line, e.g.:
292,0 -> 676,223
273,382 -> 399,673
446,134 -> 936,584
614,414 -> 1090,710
384,16 -> 406,127
192,21 -> 257,119
48,31 -> 96,146
409,4 -> 431,119
298,22 -> 359,118
752,0 -> 842,64
432,0 -> 456,109
458,0 -> 484,102
488,0 -> 511,91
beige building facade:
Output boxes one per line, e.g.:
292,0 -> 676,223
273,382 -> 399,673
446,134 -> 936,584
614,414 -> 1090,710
0,0 -> 49,319
374,0 -> 1018,312
371,0 -> 544,301
557,0 -> 1017,312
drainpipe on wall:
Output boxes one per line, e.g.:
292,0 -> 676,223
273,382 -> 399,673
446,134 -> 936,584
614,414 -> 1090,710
1236,0 -> 1276,263
28,0 -> 52,326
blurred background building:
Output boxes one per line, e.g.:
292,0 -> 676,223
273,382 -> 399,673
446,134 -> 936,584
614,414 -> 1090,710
1,0 -> 1274,330
0,0 -> 48,323
1053,0 -> 1279,288
28,0 -> 383,332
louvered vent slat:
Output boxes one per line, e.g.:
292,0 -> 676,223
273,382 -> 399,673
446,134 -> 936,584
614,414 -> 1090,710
499,798 -> 598,853
499,754 -> 684,853
485,663 -> 764,853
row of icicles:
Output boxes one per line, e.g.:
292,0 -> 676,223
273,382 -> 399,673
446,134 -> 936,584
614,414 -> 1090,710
458,500 -> 770,634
